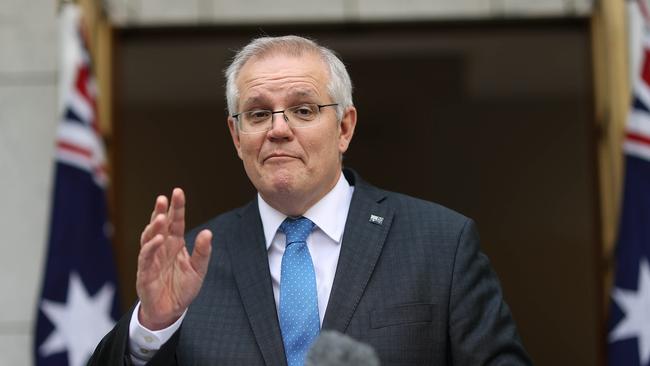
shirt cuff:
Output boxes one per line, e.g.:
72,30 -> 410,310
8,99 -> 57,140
128,302 -> 187,365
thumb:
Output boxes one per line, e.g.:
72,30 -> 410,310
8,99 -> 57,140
190,229 -> 212,278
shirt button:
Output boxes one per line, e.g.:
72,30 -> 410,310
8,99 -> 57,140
144,335 -> 153,343
140,348 -> 150,354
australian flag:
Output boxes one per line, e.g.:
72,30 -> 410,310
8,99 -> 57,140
34,4 -> 120,366
607,20 -> 650,366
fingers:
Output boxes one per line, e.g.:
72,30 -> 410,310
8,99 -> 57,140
168,188 -> 186,237
138,233 -> 165,269
141,213 -> 167,246
190,229 -> 213,278
140,189 -> 185,246
150,195 -> 168,221
141,195 -> 169,246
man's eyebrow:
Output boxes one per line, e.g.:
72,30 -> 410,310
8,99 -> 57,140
240,96 -> 268,110
240,89 -> 320,111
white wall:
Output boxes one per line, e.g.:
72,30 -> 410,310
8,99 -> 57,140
0,0 -> 58,364
106,0 -> 592,25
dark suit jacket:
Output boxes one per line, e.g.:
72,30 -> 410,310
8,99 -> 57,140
89,169 -> 531,365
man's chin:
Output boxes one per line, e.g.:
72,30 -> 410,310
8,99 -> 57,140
270,177 -> 297,195
258,170 -> 300,195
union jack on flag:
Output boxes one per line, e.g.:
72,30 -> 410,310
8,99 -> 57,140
34,4 -> 120,366
607,8 -> 650,366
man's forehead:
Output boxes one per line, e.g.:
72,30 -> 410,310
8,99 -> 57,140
236,52 -> 329,105
246,88 -> 318,99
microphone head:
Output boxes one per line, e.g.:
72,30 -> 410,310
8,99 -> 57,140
305,330 -> 380,366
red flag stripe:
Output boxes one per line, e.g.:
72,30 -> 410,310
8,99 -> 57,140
73,62 -> 101,133
642,50 -> 650,87
57,140 -> 93,159
626,132 -> 650,146
75,64 -> 91,102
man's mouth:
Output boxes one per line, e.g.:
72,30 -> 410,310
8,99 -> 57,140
264,153 -> 298,163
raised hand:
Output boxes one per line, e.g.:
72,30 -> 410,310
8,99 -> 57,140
136,188 -> 212,330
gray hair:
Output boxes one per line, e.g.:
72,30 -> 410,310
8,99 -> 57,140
224,35 -> 353,121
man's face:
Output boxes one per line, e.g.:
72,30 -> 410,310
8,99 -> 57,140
228,52 -> 356,215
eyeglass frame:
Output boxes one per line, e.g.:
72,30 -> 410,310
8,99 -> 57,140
231,103 -> 339,134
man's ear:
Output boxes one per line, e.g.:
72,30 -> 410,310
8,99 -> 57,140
338,106 -> 357,154
227,117 -> 243,159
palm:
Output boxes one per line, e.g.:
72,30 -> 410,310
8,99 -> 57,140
136,188 -> 212,330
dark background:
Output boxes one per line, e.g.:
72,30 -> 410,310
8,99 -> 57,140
111,20 -> 600,365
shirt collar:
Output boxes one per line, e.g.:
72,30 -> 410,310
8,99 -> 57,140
257,172 -> 353,249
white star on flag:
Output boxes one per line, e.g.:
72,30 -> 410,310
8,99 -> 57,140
39,272 -> 116,366
610,258 -> 650,366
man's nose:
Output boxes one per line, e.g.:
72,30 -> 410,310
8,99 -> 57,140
271,111 -> 289,123
267,111 -> 292,138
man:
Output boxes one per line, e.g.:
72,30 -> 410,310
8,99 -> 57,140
90,35 -> 531,365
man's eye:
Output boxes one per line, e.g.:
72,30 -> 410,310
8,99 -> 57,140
247,110 -> 270,121
291,105 -> 317,119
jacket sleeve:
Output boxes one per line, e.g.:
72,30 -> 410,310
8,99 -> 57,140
448,219 -> 533,365
87,306 -> 181,366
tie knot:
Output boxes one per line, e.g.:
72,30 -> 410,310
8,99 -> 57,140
280,217 -> 315,245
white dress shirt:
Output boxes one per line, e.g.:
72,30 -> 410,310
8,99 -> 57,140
128,172 -> 354,365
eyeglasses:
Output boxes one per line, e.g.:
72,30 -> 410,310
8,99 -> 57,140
232,103 -> 338,134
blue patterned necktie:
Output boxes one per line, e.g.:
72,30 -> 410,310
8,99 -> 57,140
279,217 -> 320,366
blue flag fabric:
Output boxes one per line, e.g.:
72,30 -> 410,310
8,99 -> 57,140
34,5 -> 120,366
609,156 -> 650,366
607,28 -> 650,366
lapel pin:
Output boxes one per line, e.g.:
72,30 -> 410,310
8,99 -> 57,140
369,214 -> 384,225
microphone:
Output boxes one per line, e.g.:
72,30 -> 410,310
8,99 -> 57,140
305,330 -> 380,366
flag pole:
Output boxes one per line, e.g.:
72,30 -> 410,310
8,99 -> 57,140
592,0 -> 630,298
592,1 -> 629,366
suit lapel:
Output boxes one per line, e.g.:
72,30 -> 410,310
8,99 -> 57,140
228,200 -> 287,366
322,172 -> 394,332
